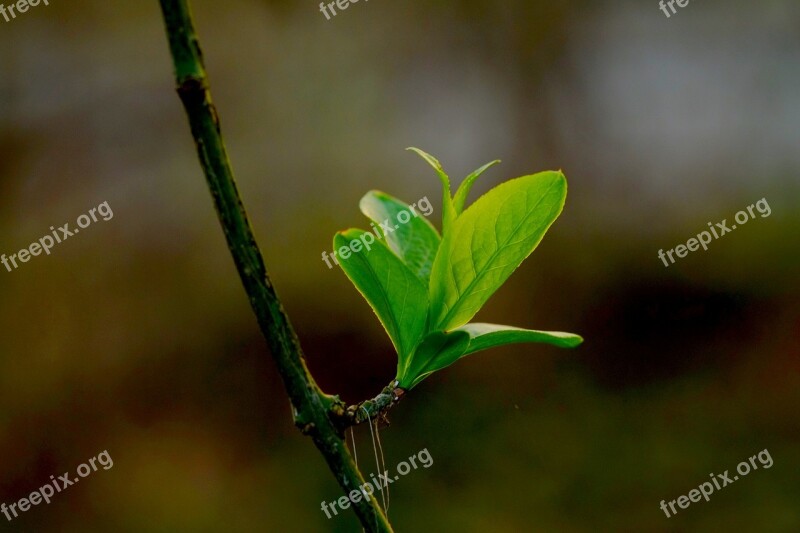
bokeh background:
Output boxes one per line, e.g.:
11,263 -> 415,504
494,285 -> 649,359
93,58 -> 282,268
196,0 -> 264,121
1,0 -> 799,531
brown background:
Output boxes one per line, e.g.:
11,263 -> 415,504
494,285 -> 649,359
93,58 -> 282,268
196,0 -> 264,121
1,0 -> 798,531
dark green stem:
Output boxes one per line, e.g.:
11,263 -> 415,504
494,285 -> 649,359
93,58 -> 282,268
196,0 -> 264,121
157,1 -> 392,530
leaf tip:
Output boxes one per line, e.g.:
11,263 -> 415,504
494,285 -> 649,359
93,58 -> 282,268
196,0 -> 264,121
334,228 -> 362,241
568,335 -> 583,347
359,189 -> 386,205
407,147 -> 446,174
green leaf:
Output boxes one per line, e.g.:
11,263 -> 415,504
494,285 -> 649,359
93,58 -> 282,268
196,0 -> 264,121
407,147 -> 456,235
334,229 -> 428,360
429,171 -> 567,331
359,191 -> 441,283
455,323 -> 583,355
452,159 -> 501,215
397,323 -> 582,389
396,329 -> 470,389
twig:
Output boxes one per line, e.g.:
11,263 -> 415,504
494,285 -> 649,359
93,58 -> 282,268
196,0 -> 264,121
157,1 -> 393,530
337,381 -> 406,429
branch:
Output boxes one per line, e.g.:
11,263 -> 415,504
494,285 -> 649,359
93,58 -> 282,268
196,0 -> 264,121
332,381 -> 407,430
157,1 -> 392,530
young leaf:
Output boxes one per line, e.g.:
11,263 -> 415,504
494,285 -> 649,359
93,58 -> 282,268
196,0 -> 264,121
396,329 -> 470,389
455,323 -> 583,355
429,171 -> 567,331
334,229 -> 428,360
452,159 -> 501,215
359,191 -> 441,283
407,147 -> 457,235
397,323 -> 582,389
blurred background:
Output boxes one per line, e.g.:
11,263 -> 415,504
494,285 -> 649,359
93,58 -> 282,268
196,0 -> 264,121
1,0 -> 798,531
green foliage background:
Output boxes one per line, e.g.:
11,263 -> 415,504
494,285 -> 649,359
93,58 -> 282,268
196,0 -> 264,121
0,0 -> 798,531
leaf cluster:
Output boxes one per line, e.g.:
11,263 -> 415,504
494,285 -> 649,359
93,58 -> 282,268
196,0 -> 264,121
334,149 -> 582,389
